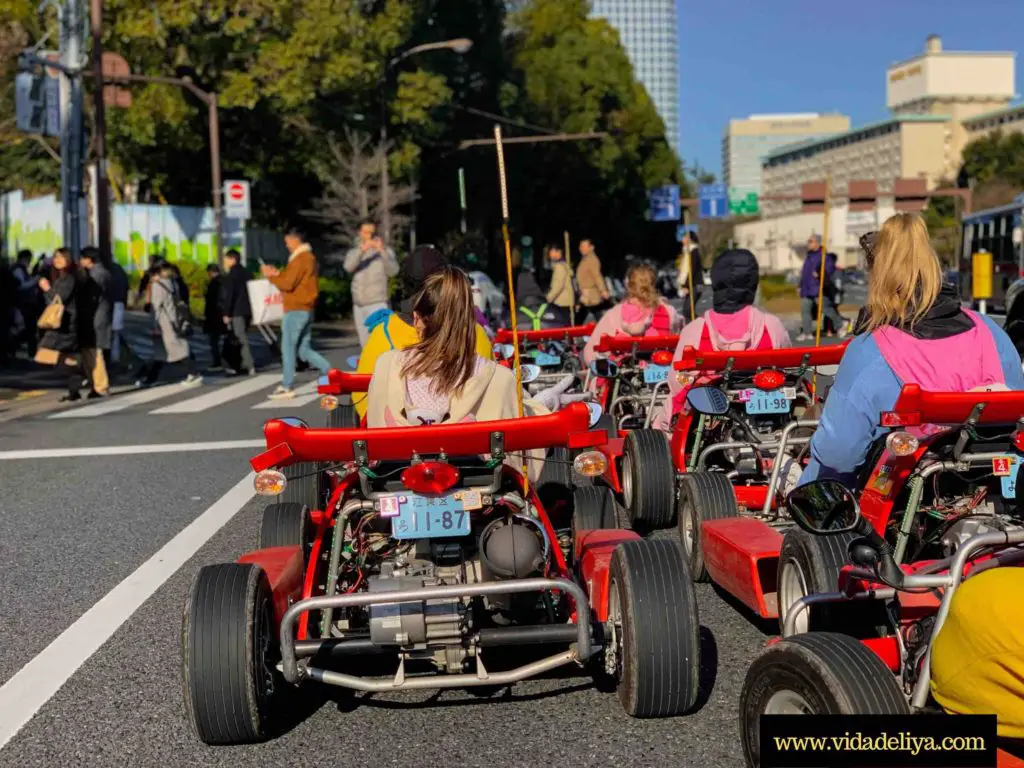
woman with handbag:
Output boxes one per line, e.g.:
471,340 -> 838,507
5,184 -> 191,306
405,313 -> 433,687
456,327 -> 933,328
36,248 -> 89,402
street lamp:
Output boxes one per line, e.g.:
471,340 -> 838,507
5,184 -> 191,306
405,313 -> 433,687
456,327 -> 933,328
379,37 -> 473,245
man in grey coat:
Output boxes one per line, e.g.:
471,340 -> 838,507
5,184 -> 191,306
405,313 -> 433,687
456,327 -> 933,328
343,220 -> 399,346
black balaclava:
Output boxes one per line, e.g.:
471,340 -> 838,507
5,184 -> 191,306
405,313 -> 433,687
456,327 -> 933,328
399,245 -> 447,317
710,248 -> 759,314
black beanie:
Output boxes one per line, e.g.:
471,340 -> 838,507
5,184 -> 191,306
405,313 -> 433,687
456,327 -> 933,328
710,248 -> 759,314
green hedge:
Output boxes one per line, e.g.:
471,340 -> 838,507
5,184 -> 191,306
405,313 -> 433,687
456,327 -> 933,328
759,274 -> 796,302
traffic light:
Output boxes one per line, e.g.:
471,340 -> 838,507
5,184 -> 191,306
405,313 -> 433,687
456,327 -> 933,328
847,180 -> 877,212
15,71 -> 46,134
801,181 -> 827,213
894,178 -> 928,213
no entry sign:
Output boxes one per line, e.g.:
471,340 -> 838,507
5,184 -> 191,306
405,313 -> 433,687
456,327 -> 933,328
223,179 -> 251,220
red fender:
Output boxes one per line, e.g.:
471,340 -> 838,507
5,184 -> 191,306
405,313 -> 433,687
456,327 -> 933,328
237,546 -> 303,627
575,529 -> 642,622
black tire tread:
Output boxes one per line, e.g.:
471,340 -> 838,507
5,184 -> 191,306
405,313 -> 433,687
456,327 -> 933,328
328,401 -> 358,429
258,502 -> 308,551
778,528 -> 860,633
572,486 -> 620,536
182,563 -> 272,745
611,539 -> 700,717
281,461 -> 320,509
677,472 -> 738,582
624,429 -> 675,529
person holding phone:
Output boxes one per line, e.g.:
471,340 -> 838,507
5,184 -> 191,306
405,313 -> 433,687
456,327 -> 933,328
344,220 -> 399,346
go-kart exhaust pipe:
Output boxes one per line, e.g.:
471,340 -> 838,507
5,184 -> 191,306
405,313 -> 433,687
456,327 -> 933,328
476,624 -> 582,647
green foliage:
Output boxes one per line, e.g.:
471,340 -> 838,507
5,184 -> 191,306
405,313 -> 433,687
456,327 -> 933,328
961,130 -> 1024,189
759,274 -> 796,302
316,275 -> 351,321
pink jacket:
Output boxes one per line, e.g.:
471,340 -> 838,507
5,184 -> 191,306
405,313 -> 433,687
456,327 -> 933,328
653,306 -> 791,431
582,299 -> 681,365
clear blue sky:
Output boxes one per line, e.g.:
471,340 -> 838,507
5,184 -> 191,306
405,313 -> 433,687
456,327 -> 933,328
677,0 -> 1024,180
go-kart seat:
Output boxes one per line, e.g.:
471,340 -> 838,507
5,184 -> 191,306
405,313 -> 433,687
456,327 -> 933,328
931,567 -> 1024,738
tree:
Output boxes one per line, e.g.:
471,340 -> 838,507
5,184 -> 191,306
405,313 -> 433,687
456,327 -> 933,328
305,128 -> 415,249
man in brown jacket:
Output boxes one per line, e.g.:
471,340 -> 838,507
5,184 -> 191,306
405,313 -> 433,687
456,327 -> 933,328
576,238 -> 610,322
260,227 -> 331,399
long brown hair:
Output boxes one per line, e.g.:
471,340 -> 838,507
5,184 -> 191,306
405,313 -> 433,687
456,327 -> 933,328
625,263 -> 659,309
402,266 -> 479,395
862,213 -> 942,332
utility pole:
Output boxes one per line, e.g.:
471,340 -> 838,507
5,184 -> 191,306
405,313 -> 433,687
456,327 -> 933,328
59,0 -> 86,258
89,0 -> 111,263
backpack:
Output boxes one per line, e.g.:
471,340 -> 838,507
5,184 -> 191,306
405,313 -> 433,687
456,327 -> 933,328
158,280 -> 193,337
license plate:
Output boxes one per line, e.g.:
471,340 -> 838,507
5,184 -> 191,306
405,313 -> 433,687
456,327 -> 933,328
534,352 -> 561,367
384,492 -> 473,540
644,364 -> 670,384
994,456 -> 1020,498
745,390 -> 792,415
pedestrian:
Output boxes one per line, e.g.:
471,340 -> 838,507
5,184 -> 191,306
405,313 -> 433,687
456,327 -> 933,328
677,231 -> 705,321
36,248 -> 93,402
79,247 -> 113,396
261,228 -> 331,399
544,245 -> 574,326
798,234 -> 850,341
136,261 -> 203,387
219,248 -> 256,375
576,238 -> 610,323
11,249 -> 40,356
344,220 -> 399,346
108,256 -> 130,363
203,263 -> 224,371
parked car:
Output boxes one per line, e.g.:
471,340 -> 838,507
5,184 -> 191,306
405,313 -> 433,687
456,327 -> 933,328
468,271 -> 506,320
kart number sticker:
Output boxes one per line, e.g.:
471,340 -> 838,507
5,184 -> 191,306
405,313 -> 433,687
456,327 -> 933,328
534,352 -> 561,367
643,364 -> 670,384
994,456 -> 1020,498
782,387 -> 797,400
389,492 -> 472,540
745,390 -> 791,415
454,490 -> 483,510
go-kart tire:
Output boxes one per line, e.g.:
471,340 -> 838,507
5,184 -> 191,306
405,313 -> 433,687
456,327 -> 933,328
740,632 -> 908,766
622,429 -> 674,530
182,563 -> 280,745
327,401 -> 358,429
572,486 -> 619,538
281,462 -> 323,511
259,501 -> 309,555
606,539 -> 700,717
777,528 -> 861,635
677,472 -> 738,583
537,446 -> 590,513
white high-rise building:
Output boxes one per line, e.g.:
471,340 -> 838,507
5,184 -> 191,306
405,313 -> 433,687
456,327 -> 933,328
590,0 -> 680,154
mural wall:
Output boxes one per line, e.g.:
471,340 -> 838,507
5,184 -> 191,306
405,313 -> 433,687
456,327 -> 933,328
0,190 -> 285,271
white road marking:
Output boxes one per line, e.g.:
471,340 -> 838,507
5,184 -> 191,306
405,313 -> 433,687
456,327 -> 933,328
250,380 -> 320,409
48,383 -> 183,419
150,373 -> 279,414
0,472 -> 256,750
0,439 -> 263,461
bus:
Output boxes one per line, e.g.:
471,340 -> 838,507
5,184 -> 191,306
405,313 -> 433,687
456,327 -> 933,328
959,195 -> 1024,311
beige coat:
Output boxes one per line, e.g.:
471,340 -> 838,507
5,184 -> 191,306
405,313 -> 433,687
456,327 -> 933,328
546,261 -> 574,308
366,350 -> 549,482
576,252 -> 606,307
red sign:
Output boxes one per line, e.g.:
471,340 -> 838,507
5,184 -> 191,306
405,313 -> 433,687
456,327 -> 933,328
993,457 -> 1014,477
228,183 -> 245,201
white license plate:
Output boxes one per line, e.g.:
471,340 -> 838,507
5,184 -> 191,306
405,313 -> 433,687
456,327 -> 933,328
382,492 -> 475,540
745,390 -> 791,415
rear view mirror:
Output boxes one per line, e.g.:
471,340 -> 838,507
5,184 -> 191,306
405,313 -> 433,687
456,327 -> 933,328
590,359 -> 619,379
496,343 -> 515,360
686,386 -> 729,415
546,341 -> 566,355
346,355 -> 360,370
586,402 -> 604,428
521,364 -> 541,384
279,417 -> 309,429
786,480 -> 861,534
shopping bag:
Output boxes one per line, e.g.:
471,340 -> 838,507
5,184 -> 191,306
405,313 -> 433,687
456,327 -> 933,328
247,279 -> 284,325
34,347 -> 60,365
37,296 -> 65,330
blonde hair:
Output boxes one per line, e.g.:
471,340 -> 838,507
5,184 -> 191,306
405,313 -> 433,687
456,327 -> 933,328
625,263 -> 659,309
862,213 -> 942,332
402,266 -> 478,396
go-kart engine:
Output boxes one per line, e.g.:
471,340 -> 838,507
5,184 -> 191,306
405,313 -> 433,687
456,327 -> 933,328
367,555 -> 478,647
940,509 -> 1023,557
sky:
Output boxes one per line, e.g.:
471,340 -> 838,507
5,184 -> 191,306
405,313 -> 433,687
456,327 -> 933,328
676,0 -> 1024,180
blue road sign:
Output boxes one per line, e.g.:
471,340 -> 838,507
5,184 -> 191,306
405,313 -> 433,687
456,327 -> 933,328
698,183 -> 729,219
649,185 -> 680,222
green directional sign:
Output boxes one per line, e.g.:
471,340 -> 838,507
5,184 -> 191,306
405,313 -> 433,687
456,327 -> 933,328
728,189 -> 760,216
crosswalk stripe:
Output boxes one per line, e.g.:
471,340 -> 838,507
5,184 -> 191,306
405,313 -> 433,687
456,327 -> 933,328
150,373 -> 280,414
49,384 -> 186,419
250,380 -> 320,409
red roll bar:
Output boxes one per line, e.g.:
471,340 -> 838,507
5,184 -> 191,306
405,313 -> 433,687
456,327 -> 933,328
673,343 -> 849,372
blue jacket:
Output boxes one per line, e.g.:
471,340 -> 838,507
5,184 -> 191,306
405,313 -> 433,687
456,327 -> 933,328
800,314 -> 1024,486
799,250 -> 835,299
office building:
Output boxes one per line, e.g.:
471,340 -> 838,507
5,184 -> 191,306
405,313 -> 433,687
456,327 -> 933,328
722,113 -> 850,199
590,0 -> 680,154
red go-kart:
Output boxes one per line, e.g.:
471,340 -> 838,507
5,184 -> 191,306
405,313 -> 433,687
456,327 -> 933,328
180,404 -> 702,745
740,473 -> 1024,767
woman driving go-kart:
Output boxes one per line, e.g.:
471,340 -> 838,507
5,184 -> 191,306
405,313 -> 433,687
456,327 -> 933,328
799,212 -> 1024,487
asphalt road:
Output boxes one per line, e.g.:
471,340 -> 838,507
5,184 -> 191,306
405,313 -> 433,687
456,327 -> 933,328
0,319 -> 804,768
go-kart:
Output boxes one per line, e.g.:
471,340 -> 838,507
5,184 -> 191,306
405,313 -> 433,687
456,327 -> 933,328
493,324 -> 595,389
774,385 -> 1024,637
740,477 -> 1024,767
181,403 -> 702,745
316,369 -> 369,428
